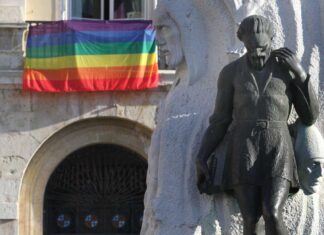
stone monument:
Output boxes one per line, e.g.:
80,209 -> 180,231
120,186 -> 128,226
196,15 -> 319,235
141,1 -> 324,234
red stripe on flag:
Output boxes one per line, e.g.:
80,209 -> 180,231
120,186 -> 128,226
23,75 -> 159,92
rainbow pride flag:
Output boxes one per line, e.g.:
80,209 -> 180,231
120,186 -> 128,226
23,20 -> 159,92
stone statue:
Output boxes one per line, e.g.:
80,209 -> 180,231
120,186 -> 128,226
291,121 -> 324,195
196,15 -> 319,235
154,8 -> 183,68
141,2 -> 212,235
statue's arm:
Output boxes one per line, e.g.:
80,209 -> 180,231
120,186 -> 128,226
291,74 -> 319,126
272,48 -> 319,126
196,66 -> 234,165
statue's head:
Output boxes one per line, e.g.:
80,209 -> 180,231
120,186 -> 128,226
298,156 -> 323,195
153,4 -> 184,68
293,122 -> 324,195
237,15 -> 275,70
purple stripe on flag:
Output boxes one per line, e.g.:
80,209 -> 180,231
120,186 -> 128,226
28,20 -> 154,36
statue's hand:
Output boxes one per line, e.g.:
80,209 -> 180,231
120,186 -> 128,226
196,158 -> 212,194
272,47 -> 307,82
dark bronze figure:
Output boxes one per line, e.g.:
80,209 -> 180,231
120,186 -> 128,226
196,15 -> 319,235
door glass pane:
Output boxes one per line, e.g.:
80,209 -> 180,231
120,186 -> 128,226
72,0 -> 101,19
114,0 -> 144,19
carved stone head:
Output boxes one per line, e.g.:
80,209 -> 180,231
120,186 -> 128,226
153,4 -> 184,68
237,15 -> 275,70
294,122 -> 324,195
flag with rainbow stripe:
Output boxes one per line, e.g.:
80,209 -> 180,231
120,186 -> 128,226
23,20 -> 159,92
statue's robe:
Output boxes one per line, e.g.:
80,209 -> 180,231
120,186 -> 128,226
205,54 -> 319,192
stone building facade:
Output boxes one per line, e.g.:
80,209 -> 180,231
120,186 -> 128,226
2,1 -> 324,235
0,0 -> 174,234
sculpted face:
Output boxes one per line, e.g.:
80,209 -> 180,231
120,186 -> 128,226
298,158 -> 323,195
154,16 -> 183,68
294,123 -> 324,195
242,32 -> 272,70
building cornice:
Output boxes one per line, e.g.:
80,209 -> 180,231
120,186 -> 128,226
0,70 -> 175,91
0,23 -> 28,29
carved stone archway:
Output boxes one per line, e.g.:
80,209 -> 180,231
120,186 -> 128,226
19,117 -> 152,235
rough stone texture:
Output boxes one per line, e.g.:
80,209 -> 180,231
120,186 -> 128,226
0,27 -> 24,74
0,156 -> 26,179
0,203 -> 17,219
0,6 -> 23,23
0,0 -> 24,24
0,220 -> 18,235
142,0 -> 324,234
0,21 -> 172,235
0,86 -> 169,234
0,88 -> 167,196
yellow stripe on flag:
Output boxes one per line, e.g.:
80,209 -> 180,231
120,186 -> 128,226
25,53 -> 157,70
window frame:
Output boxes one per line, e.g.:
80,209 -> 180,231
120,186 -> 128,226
67,0 -> 149,21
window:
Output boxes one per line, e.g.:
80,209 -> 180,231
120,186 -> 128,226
25,0 -> 156,22
70,0 -> 147,20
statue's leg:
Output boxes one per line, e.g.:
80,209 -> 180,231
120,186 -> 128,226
234,185 -> 262,235
261,178 -> 289,235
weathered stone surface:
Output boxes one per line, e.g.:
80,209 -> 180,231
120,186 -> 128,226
0,28 -> 23,51
0,179 -> 19,203
0,220 -> 18,235
0,87 -> 167,231
0,203 -> 17,219
0,51 -> 23,70
0,0 -> 24,6
0,6 -> 23,23
0,25 -> 171,234
0,1 -> 169,234
142,0 -> 324,235
0,53 -> 170,233
0,156 -> 26,179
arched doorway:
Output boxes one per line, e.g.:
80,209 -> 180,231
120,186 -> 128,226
19,117 -> 152,235
43,144 -> 147,234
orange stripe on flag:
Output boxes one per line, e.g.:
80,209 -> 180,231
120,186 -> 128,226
23,64 -> 158,81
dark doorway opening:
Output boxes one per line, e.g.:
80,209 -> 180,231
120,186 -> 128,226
43,144 -> 147,235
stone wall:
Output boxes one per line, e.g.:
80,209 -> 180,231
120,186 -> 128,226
0,3 -> 27,233
0,63 -> 171,235
0,2 -> 173,234
0,88 -> 170,235
0,0 -> 24,23
0,43 -> 171,235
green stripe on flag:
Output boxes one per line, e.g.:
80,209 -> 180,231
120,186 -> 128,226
27,41 -> 156,58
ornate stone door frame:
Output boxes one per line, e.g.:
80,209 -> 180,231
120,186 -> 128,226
18,117 -> 152,235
